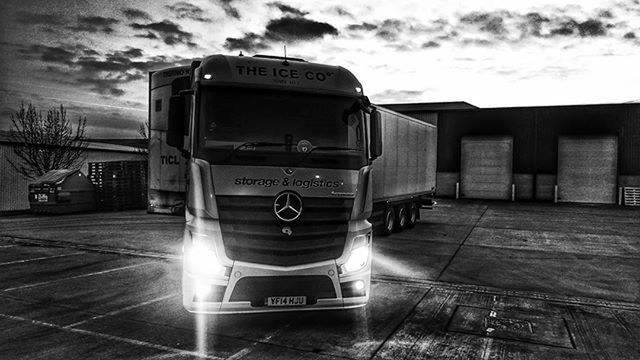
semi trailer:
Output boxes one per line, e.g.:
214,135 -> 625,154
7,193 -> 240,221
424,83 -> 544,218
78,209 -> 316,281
149,54 -> 436,313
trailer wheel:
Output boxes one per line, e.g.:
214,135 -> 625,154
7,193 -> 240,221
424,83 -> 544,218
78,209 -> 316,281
382,206 -> 395,236
395,205 -> 407,232
406,202 -> 419,229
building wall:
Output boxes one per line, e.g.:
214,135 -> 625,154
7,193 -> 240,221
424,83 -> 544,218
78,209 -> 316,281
434,104 -> 640,201
0,144 -> 144,212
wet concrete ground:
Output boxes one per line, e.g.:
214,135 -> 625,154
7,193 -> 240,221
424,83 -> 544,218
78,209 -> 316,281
0,200 -> 638,359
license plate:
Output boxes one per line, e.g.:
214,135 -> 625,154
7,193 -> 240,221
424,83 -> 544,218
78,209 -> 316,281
36,194 -> 48,202
266,296 -> 306,307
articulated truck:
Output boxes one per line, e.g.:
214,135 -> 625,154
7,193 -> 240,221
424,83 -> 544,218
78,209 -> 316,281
149,54 -> 436,313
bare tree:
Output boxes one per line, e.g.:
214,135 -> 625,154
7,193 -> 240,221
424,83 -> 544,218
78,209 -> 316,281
8,103 -> 88,180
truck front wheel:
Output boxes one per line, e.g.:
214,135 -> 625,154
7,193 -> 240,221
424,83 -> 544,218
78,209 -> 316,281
382,206 -> 396,236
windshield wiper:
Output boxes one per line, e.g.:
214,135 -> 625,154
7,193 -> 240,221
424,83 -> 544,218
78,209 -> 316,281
220,142 -> 289,164
293,146 -> 361,167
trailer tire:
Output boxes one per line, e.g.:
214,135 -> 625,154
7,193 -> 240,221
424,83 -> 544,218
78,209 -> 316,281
406,202 -> 419,229
395,205 -> 407,232
382,206 -> 396,236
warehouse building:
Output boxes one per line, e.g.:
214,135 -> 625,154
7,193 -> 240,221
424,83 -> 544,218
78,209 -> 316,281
384,102 -> 640,205
0,132 -> 146,213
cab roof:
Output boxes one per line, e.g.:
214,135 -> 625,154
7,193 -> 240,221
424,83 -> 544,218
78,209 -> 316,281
197,54 -> 363,97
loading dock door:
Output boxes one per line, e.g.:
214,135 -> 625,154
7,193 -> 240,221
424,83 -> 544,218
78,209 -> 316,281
460,136 -> 513,200
557,136 -> 617,204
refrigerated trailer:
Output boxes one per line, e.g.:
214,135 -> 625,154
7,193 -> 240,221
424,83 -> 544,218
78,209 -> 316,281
151,54 -> 436,313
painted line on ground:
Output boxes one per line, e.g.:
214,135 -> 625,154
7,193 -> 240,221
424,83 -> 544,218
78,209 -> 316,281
0,252 -> 85,266
372,274 -> 640,311
0,235 -> 180,261
64,293 -> 179,329
1,261 -> 155,292
436,205 -> 489,280
0,312 -> 223,359
368,287 -> 433,360
226,321 -> 295,360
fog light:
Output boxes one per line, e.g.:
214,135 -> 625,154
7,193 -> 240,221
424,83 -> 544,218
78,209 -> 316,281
193,281 -> 226,302
341,280 -> 367,298
354,280 -> 364,291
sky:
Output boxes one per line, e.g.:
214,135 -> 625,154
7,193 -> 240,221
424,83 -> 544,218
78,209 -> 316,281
0,0 -> 639,138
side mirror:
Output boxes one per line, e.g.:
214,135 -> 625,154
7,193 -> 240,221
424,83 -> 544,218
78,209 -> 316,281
167,95 -> 186,149
370,109 -> 382,160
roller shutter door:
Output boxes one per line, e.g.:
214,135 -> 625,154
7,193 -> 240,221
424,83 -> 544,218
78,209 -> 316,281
557,136 -> 617,204
460,136 -> 513,200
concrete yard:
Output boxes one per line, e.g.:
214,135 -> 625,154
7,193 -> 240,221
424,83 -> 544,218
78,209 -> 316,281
0,200 -> 638,359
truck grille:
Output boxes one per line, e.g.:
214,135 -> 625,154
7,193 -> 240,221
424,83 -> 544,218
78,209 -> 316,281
229,276 -> 336,306
217,196 -> 352,266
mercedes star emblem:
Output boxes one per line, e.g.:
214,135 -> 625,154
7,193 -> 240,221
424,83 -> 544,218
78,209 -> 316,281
282,168 -> 295,176
274,192 -> 303,222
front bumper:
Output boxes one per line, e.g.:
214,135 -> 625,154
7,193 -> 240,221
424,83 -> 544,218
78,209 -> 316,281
183,260 -> 370,314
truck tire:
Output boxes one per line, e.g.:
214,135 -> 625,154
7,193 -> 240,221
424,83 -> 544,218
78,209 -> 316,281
394,205 -> 407,232
382,206 -> 396,236
406,202 -> 419,229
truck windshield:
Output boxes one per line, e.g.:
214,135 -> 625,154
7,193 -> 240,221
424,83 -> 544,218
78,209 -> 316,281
196,87 -> 367,169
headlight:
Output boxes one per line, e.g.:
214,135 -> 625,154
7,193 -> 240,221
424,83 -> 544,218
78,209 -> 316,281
341,244 -> 370,273
186,242 -> 227,277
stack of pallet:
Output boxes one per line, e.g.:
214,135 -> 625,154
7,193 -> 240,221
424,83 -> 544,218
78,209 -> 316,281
88,161 -> 148,211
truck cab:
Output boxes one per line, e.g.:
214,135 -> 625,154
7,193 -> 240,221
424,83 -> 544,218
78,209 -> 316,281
163,54 -> 383,313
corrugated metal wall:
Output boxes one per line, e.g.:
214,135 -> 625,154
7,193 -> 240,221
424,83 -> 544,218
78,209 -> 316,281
0,144 -> 30,212
557,136 -> 618,204
460,136 -> 513,200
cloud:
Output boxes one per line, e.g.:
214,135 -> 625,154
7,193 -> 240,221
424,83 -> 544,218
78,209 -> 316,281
265,17 -> 339,42
71,52 -> 190,95
439,7 -> 619,47
129,20 -> 196,47
165,2 -> 210,22
326,6 -> 353,18
520,12 -> 550,37
348,22 -> 378,31
78,77 -> 127,96
17,42 -> 190,97
422,41 -> 440,48
460,11 -> 509,36
268,2 -> 308,17
135,32 -> 158,40
120,48 -> 144,58
215,0 -> 241,19
550,18 -> 607,37
371,89 -> 424,102
224,33 -> 270,52
224,15 -> 339,52
19,45 -> 76,65
70,16 -> 120,34
374,19 -> 406,41
15,11 -> 66,26
122,8 -> 152,21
